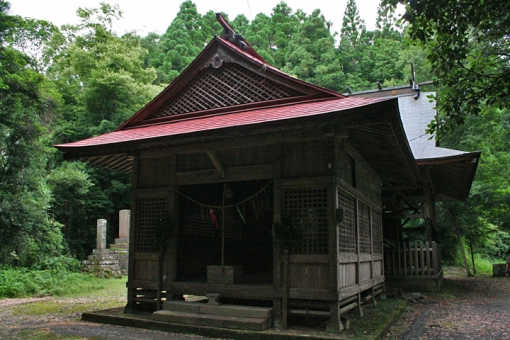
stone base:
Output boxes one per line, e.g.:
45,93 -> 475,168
81,261 -> 122,278
207,266 -> 242,284
493,263 -> 507,277
82,248 -> 124,278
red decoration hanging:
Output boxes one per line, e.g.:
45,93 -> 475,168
209,208 -> 219,229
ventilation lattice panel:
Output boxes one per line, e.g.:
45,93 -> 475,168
338,190 -> 356,253
359,201 -> 371,254
135,197 -> 168,252
148,63 -> 304,118
372,210 -> 383,254
283,188 -> 328,254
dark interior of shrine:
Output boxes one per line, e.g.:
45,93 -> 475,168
176,180 -> 274,284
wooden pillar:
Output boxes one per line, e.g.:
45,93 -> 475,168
327,187 -> 342,330
327,137 -> 342,333
166,151 -> 179,301
272,145 -> 283,328
125,154 -> 139,312
422,169 -> 436,243
352,197 -> 363,318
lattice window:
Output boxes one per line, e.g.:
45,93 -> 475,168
359,201 -> 371,254
283,188 -> 328,254
135,196 -> 168,252
372,210 -> 383,254
338,190 -> 356,253
148,63 -> 304,118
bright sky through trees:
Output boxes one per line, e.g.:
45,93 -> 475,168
10,0 -> 396,35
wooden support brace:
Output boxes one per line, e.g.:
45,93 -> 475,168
206,150 -> 226,177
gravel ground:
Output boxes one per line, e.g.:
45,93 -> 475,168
2,271 -> 509,339
383,271 -> 510,339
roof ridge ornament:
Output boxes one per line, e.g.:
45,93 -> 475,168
215,13 -> 266,63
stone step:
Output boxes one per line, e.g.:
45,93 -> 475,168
163,301 -> 273,320
110,243 -> 129,249
151,310 -> 269,331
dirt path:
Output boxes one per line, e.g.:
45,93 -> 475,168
383,273 -> 510,339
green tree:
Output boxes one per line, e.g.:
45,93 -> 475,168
49,2 -> 161,129
375,0 -> 400,39
231,14 -> 250,36
340,0 -> 366,48
242,13 -> 276,65
155,1 -> 209,84
283,9 -> 342,91
47,3 -> 156,257
140,32 -> 160,69
435,108 -> 510,274
338,0 -> 371,91
385,0 -> 510,134
0,0 -> 66,267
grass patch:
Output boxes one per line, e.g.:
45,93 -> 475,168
10,278 -> 127,317
12,297 -> 126,317
344,298 -> 408,338
0,267 -> 126,299
473,255 -> 495,275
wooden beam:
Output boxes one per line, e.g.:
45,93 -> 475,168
175,164 -> 273,185
385,213 -> 425,219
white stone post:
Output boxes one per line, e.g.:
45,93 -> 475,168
119,210 -> 130,240
97,219 -> 107,250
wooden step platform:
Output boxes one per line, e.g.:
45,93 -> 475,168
151,301 -> 273,331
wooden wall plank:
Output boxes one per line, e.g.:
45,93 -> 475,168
305,265 -> 319,288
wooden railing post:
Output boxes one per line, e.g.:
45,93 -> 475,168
403,243 -> 408,275
413,242 -> 418,276
420,242 -> 425,276
397,242 -> 402,276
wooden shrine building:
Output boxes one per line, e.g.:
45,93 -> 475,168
56,15 -> 478,332
350,81 -> 480,288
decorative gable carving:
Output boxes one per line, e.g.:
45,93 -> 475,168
147,62 -> 305,119
202,51 -> 235,69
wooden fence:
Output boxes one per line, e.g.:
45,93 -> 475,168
384,241 -> 442,277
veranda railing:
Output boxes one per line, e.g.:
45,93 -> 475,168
384,241 -> 442,277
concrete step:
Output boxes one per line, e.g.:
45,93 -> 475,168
163,301 -> 273,319
151,310 -> 269,331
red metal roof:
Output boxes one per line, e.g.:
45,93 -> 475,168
56,96 -> 389,150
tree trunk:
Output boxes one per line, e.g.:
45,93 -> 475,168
469,236 -> 476,275
457,231 -> 473,277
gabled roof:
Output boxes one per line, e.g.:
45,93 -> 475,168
55,15 -> 421,187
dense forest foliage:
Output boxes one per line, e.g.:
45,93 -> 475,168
1,0 -> 509,273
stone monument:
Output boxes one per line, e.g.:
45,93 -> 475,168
81,210 -> 130,278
